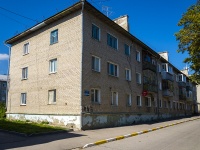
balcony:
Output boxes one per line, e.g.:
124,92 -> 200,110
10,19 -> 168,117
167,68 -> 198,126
143,84 -> 157,93
143,61 -> 157,72
162,89 -> 173,97
179,94 -> 186,100
178,82 -> 186,87
186,82 -> 192,91
161,72 -> 174,81
186,97 -> 192,101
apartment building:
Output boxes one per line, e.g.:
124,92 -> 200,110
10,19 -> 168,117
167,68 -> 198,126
0,75 -> 7,103
5,0 -> 197,130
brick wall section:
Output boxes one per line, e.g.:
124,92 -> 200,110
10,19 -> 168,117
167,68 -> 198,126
82,10 -> 148,114
7,11 -> 82,115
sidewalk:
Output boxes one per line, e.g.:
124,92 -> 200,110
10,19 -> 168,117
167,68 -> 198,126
0,116 -> 199,150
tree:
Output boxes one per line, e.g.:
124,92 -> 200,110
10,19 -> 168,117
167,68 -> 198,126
175,1 -> 200,84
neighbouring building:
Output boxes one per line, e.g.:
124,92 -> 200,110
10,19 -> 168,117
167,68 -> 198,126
0,75 -> 7,103
5,0 -> 197,130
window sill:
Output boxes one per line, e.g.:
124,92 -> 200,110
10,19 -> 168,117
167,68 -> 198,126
146,106 -> 151,108
91,37 -> 100,42
49,72 -> 57,75
92,69 -> 101,73
137,82 -> 142,85
126,105 -> 132,107
107,45 -> 118,51
92,102 -> 101,105
108,74 -> 118,78
21,78 -> 28,81
20,104 -> 26,106
137,105 -> 142,107
111,105 -> 118,107
23,53 -> 29,56
50,41 -> 58,45
48,103 -> 56,105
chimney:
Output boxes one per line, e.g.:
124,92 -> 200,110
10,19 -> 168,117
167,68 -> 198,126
113,15 -> 129,32
158,51 -> 169,61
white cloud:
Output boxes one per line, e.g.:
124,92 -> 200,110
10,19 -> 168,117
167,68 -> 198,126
0,54 -> 9,60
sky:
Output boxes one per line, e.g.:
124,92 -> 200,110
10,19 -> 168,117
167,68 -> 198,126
0,0 -> 197,75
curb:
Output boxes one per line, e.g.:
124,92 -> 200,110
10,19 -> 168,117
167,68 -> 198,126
83,117 -> 200,149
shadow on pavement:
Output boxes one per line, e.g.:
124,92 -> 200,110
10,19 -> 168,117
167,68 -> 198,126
0,130 -> 84,150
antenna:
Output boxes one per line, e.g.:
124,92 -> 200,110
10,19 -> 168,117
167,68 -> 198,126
102,5 -> 113,17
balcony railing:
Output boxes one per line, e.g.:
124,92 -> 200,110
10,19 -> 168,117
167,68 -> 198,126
143,84 -> 157,93
162,89 -> 173,97
186,97 -> 192,101
161,72 -> 174,81
179,94 -> 186,100
186,86 -> 192,91
178,82 -> 186,87
143,61 -> 157,72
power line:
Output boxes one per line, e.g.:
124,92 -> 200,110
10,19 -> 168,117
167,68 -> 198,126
0,12 -> 28,27
0,6 -> 38,23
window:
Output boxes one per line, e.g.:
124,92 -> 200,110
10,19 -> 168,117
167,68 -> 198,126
159,81 -> 162,90
21,93 -> 26,105
108,62 -> 118,77
157,64 -> 161,72
136,51 -> 140,62
50,29 -> 58,44
124,44 -> 130,56
162,64 -> 167,72
91,89 -> 100,103
127,94 -> 131,106
111,91 -> 118,106
152,59 -> 156,65
159,99 -> 162,108
22,67 -> 28,79
178,74 -> 186,82
92,56 -> 101,72
2,83 -> 6,88
48,89 -> 56,104
136,72 -> 141,84
145,97 -> 151,107
164,101 -> 168,108
23,43 -> 29,54
125,69 -> 131,81
49,59 -> 57,73
136,95 -> 142,106
107,33 -> 118,49
92,24 -> 100,40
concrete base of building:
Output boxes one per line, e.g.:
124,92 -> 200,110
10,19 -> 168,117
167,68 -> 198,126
6,113 -> 81,130
82,113 -> 187,130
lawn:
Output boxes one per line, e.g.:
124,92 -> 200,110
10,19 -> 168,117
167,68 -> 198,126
0,119 -> 68,135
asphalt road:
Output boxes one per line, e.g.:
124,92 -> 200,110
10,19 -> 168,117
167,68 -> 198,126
86,119 -> 200,150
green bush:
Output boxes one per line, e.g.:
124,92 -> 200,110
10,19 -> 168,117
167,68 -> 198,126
0,102 -> 6,118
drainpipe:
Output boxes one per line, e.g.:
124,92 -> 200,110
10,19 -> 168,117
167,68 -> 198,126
80,0 -> 85,130
156,55 -> 162,120
4,43 -> 11,112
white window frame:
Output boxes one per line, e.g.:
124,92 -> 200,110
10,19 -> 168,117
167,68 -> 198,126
108,62 -> 119,77
48,89 -> 56,104
124,44 -> 130,56
136,51 -> 140,62
157,64 -> 161,72
50,29 -> 58,44
127,94 -> 132,106
92,24 -> 100,41
125,68 -> 131,81
92,56 -> 101,72
136,95 -> 142,106
159,81 -> 162,90
49,59 -> 57,73
111,91 -> 118,106
107,33 -> 118,49
91,88 -> 101,103
21,93 -> 27,105
23,43 -> 29,55
22,67 -> 28,79
136,72 -> 141,84
145,97 -> 151,107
